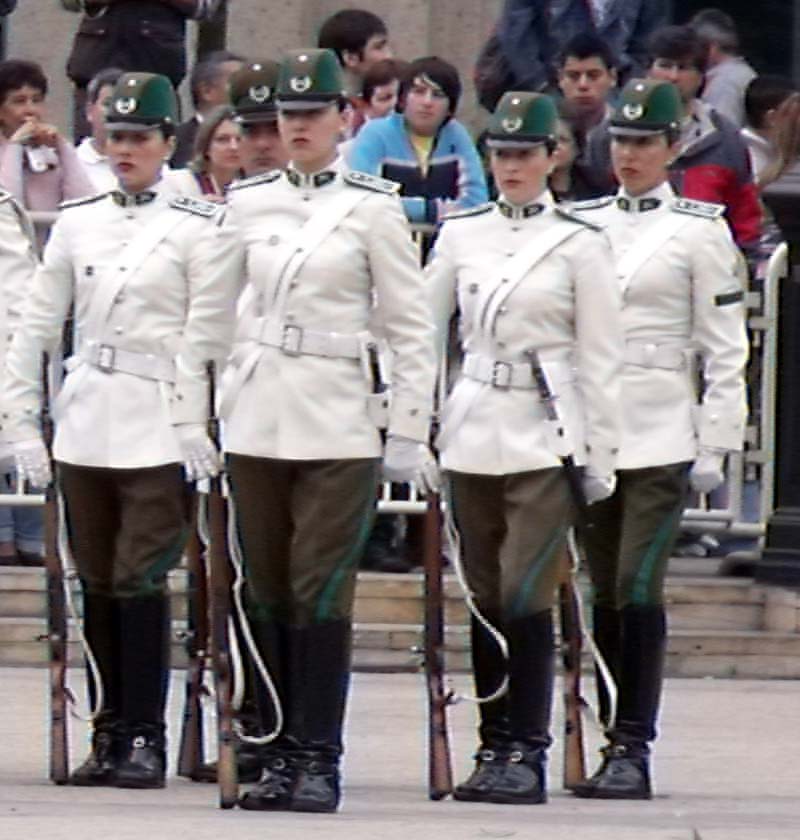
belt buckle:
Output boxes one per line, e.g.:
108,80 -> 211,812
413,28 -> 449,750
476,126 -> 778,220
491,361 -> 513,389
280,324 -> 303,356
96,344 -> 116,373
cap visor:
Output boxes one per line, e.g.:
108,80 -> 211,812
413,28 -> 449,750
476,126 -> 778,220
609,124 -> 667,137
235,110 -> 278,124
486,137 -> 548,149
277,98 -> 338,112
104,120 -> 163,132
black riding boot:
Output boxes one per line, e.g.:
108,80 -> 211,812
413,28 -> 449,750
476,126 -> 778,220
592,605 -> 621,729
574,604 -> 666,800
238,618 -> 296,810
114,595 -> 170,789
287,620 -> 351,813
487,610 -> 554,805
454,613 -> 511,802
71,591 -> 123,786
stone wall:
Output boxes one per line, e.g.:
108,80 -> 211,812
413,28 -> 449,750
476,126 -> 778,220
6,1 -> 502,138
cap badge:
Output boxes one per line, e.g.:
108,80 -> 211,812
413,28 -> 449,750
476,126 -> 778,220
115,97 -> 138,115
290,75 -> 312,93
249,85 -> 271,103
501,116 -> 523,134
622,103 -> 645,121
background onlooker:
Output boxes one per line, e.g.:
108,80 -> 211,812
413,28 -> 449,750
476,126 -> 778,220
476,0 -> 667,111
62,0 -> 222,139
741,75 -> 800,187
317,7 -> 393,98
556,32 -> 620,196
74,66 -> 123,192
689,8 -> 756,128
169,104 -> 243,198
548,102 -> 606,201
361,58 -> 405,122
171,49 -> 244,168
348,55 -> 488,225
0,59 -> 93,215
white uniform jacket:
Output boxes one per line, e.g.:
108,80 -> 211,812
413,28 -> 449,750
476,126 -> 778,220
571,182 -> 748,469
221,161 -> 437,460
427,191 -> 623,477
3,185 -> 240,469
0,191 -> 38,461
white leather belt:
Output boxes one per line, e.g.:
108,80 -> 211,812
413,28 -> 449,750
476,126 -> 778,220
624,340 -> 687,371
249,319 -> 363,360
77,341 -> 176,383
462,352 -> 574,390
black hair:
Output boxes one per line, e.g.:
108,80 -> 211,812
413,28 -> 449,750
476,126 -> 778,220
689,8 -> 739,54
647,25 -> 709,74
0,59 -> 47,105
86,67 -> 124,105
558,32 -> 618,71
399,56 -> 461,117
317,9 -> 388,65
745,74 -> 797,129
362,58 -> 404,102
190,50 -> 244,108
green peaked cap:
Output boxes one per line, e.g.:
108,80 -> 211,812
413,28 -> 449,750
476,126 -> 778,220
610,78 -> 682,135
487,91 -> 558,147
229,60 -> 280,123
105,72 -> 179,131
276,48 -> 344,110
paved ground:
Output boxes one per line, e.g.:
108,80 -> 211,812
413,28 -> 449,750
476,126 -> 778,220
1,667 -> 798,840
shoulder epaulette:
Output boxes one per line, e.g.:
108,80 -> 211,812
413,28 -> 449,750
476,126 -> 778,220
672,197 -> 725,219
228,170 -> 282,191
169,196 -> 219,218
59,192 -> 109,211
344,170 -> 399,194
568,196 -> 615,212
554,206 -> 602,231
442,202 -> 493,221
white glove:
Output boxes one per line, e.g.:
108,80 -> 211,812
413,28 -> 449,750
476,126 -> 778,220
583,469 -> 616,505
175,424 -> 220,482
690,447 -> 726,494
14,437 -> 51,489
382,434 -> 440,493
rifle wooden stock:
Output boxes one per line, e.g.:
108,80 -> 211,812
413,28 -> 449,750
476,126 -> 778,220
41,352 -> 69,784
206,363 -> 238,808
422,493 -> 453,801
177,518 -> 208,780
559,574 -> 587,789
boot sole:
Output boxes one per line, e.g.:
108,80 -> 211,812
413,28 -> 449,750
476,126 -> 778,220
572,788 -> 651,800
114,778 -> 166,790
453,789 -> 496,803
238,797 -> 293,811
485,792 -> 547,805
289,800 -> 339,813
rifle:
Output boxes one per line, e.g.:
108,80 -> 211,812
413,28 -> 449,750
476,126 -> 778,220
525,349 -> 587,789
176,513 -> 209,780
205,361 -> 238,808
41,351 -> 69,784
422,491 -> 453,800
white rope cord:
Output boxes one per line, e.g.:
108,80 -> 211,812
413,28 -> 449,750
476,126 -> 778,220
565,527 -> 617,731
223,482 -> 284,746
55,489 -> 102,723
439,482 -> 509,706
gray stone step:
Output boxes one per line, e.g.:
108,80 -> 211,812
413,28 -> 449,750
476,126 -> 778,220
4,615 -> 800,679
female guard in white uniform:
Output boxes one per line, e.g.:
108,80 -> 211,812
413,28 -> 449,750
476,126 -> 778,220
427,91 -> 623,805
3,72 -> 238,789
